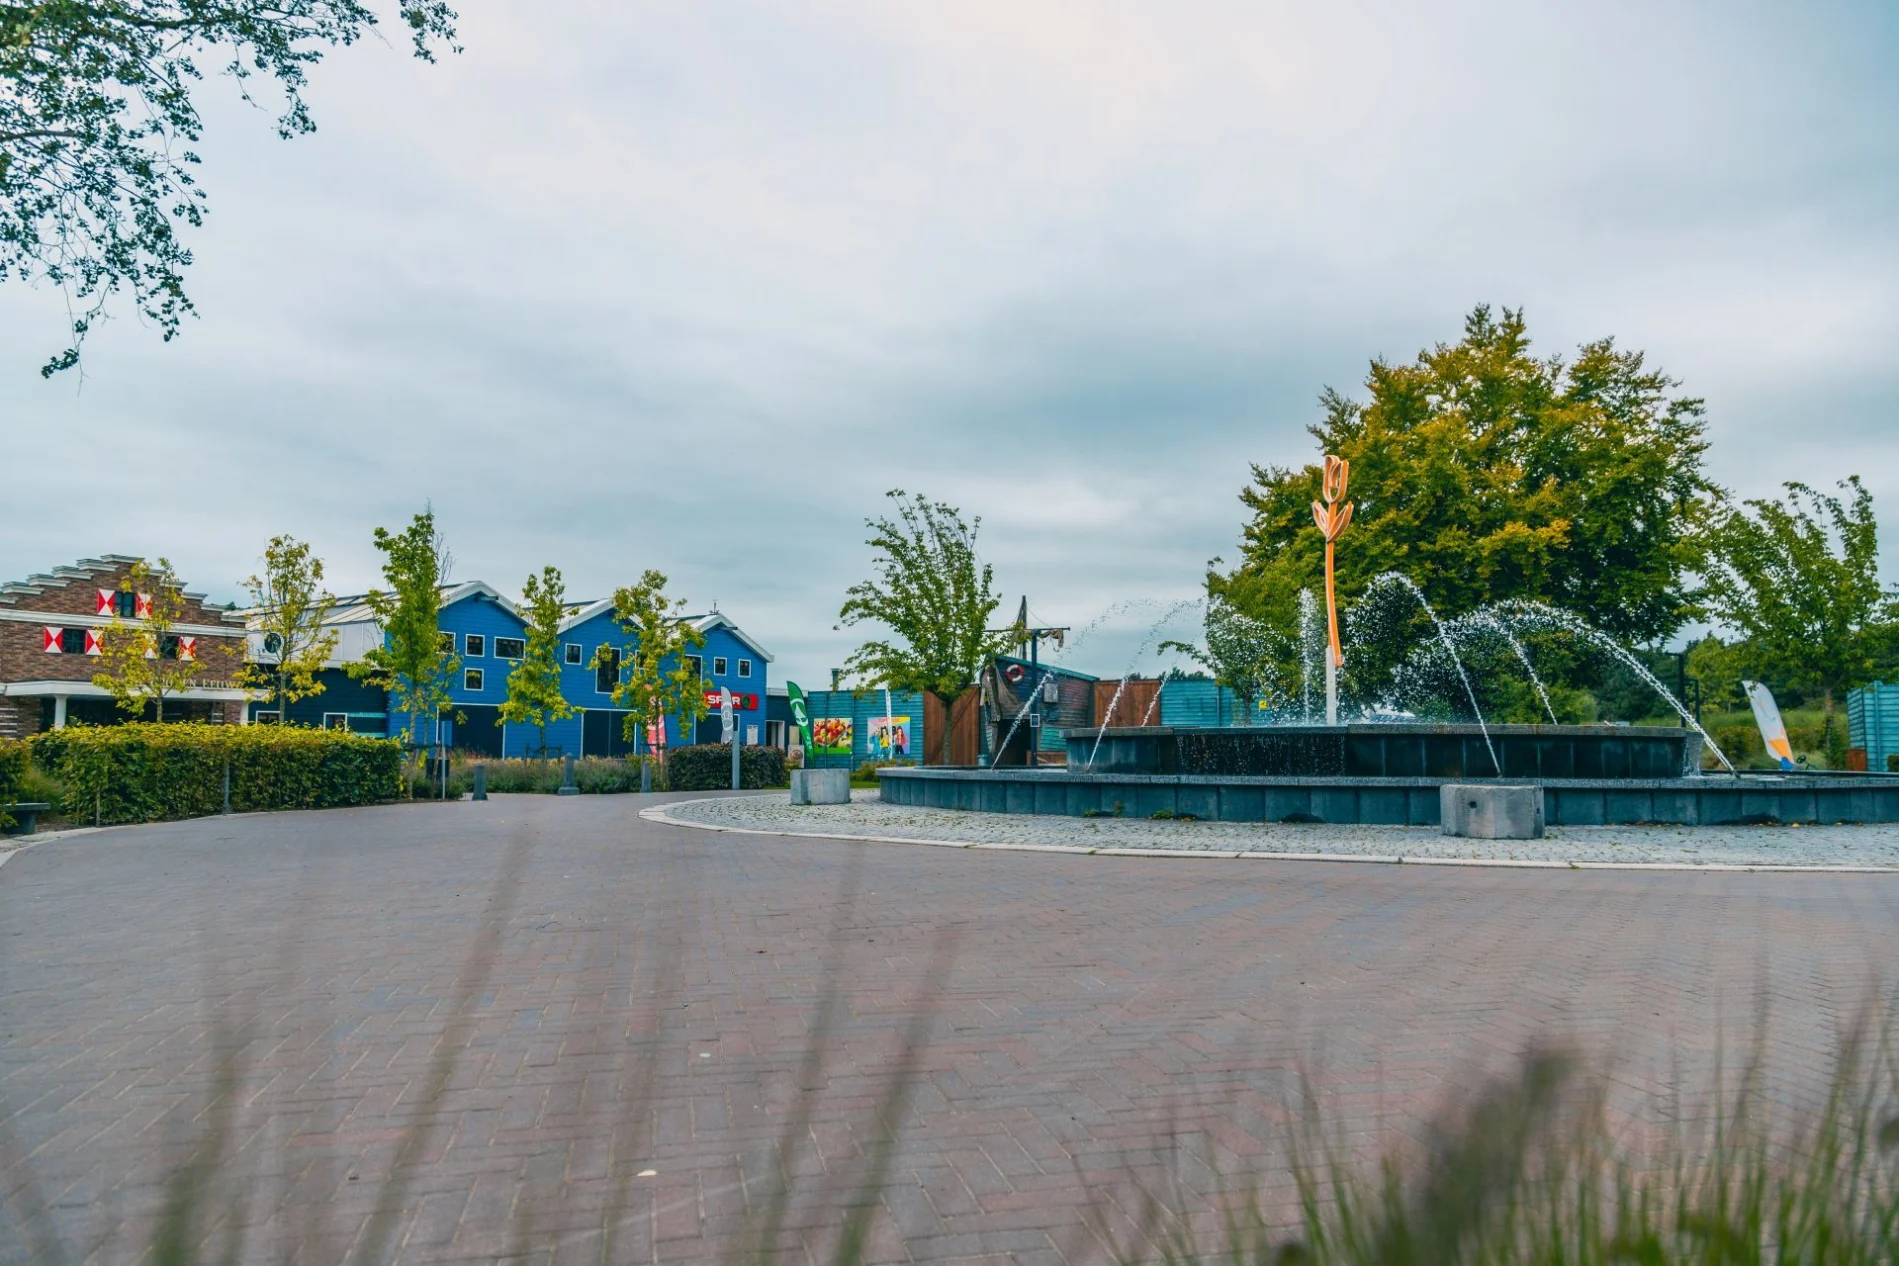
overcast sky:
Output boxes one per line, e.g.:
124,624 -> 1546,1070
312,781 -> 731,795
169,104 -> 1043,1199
4,0 -> 1895,686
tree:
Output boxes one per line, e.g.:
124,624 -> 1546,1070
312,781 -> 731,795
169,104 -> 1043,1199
2,2 -> 458,376
1160,597 -> 1293,720
595,570 -> 708,757
499,566 -> 575,759
1214,307 -> 1721,658
838,491 -> 1013,703
92,557 -> 200,720
238,535 -> 339,725
1700,477 -> 1898,748
348,509 -> 458,759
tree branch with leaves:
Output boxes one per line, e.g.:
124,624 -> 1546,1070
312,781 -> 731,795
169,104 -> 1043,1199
92,556 -> 200,720
1,1 -> 458,376
347,509 -> 458,762
500,566 -> 576,759
838,491 -> 1012,703
595,570 -> 708,757
239,535 -> 339,724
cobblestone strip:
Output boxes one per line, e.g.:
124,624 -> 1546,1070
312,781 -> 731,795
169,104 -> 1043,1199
646,792 -> 1899,872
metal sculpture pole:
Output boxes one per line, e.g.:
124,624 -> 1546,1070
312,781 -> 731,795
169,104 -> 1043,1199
1310,455 -> 1353,726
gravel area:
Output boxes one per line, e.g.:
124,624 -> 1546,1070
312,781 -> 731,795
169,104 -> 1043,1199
650,790 -> 1899,869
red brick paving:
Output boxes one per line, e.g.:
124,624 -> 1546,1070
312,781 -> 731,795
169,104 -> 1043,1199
1,794 -> 1894,1262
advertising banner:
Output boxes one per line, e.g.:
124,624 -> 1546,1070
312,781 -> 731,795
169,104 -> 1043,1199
1743,680 -> 1798,771
785,682 -> 814,750
810,716 -> 853,756
870,715 -> 912,761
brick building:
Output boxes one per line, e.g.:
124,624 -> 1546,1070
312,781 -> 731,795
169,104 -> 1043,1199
0,556 -> 252,738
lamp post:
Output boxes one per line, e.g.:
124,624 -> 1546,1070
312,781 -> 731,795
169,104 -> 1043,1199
1310,455 -> 1354,726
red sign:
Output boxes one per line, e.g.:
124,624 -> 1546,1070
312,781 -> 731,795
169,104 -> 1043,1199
703,691 -> 758,711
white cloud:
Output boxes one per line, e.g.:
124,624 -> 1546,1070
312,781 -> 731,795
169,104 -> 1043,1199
3,0 -> 1894,682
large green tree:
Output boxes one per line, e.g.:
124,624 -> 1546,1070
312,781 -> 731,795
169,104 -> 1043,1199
499,566 -> 576,759
1700,477 -> 1898,745
1,1 -> 457,376
348,509 -> 458,760
838,491 -> 1013,702
1214,307 -> 1720,656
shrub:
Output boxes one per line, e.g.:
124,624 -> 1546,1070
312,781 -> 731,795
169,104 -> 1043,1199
853,759 -> 909,781
32,723 -> 404,825
0,737 -> 27,828
665,744 -> 786,791
449,757 -> 652,795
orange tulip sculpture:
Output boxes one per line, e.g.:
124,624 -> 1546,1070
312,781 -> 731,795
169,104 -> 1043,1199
1310,455 -> 1353,725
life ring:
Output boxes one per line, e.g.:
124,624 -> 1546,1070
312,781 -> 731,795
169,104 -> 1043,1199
1004,663 -> 1026,683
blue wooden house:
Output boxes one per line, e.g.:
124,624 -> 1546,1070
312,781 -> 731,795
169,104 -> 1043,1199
250,584 -> 773,760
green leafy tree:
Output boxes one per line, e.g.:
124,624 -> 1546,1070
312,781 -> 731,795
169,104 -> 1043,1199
238,535 -> 340,725
348,510 -> 458,762
92,557 -> 200,720
499,566 -> 576,759
595,570 -> 708,756
838,491 -> 1014,704
1161,597 -> 1293,719
1215,307 -> 1721,663
1,1 -> 458,376
1700,477 -> 1898,749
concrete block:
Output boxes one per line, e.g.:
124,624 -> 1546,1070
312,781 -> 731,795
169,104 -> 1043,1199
1440,783 -> 1544,839
790,768 -> 850,806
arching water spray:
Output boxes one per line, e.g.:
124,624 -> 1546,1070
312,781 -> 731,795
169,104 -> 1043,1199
1298,589 -> 1323,723
1462,611 -> 1559,725
1365,573 -> 1500,774
1087,598 -> 1204,768
1494,600 -> 1735,774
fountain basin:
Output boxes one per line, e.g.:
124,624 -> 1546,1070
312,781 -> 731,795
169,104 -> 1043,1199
877,765 -> 1899,827
1075,724 -> 1702,780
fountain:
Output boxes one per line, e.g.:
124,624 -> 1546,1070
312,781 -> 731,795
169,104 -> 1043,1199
881,453 -> 1899,827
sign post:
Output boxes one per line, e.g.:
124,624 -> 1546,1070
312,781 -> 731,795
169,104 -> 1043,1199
724,687 -> 739,789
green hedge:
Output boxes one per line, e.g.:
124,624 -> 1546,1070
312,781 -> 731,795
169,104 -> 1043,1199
666,744 -> 786,791
0,737 -> 28,828
31,723 -> 404,825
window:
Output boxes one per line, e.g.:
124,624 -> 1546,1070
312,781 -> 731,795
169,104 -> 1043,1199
323,713 -> 349,731
114,590 -> 137,618
685,655 -> 703,678
464,668 -> 484,691
254,711 -> 281,725
564,643 -> 582,665
438,631 -> 455,654
465,633 -> 485,657
595,647 -> 620,694
494,636 -> 525,661
158,634 -> 181,660
713,656 -> 728,676
59,628 -> 86,654
737,658 -> 752,679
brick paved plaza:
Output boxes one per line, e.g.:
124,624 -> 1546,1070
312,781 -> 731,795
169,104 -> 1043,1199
3,795 -> 1895,1263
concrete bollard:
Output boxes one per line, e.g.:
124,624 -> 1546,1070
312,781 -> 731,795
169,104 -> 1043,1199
789,768 -> 850,806
1440,783 -> 1544,839
558,753 -> 580,796
472,764 -> 487,801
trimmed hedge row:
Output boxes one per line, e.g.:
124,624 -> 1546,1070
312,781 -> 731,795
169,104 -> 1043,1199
665,744 -> 787,791
0,737 -> 28,828
32,724 -> 404,825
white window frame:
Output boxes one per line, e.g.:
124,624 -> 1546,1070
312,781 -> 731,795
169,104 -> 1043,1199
464,668 -> 485,692
493,636 -> 525,661
564,642 -> 582,665
595,646 -> 620,695
737,658 -> 752,678
464,633 -> 485,657
713,656 -> 728,676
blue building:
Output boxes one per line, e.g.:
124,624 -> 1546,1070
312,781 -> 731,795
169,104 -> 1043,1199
249,584 -> 773,759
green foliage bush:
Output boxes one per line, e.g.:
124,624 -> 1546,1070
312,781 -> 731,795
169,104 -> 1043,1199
665,744 -> 786,791
31,723 -> 403,825
447,757 -> 653,795
0,737 -> 28,828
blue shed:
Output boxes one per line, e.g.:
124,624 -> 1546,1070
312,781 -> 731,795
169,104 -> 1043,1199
1849,682 -> 1899,773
